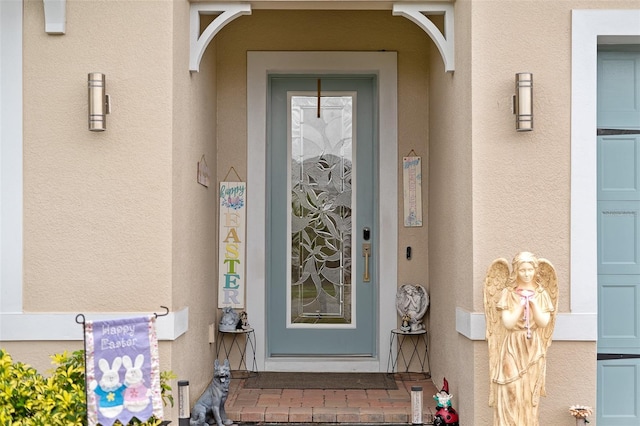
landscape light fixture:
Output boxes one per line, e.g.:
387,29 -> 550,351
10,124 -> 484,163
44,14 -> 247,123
88,72 -> 110,131
514,72 -> 533,132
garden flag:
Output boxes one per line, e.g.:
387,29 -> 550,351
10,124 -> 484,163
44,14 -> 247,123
84,315 -> 163,426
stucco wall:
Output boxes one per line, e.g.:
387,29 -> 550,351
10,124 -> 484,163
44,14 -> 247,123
169,0 -> 220,414
468,1 -> 582,424
13,0 -> 219,420
22,0 -> 173,312
464,1 -> 638,424
470,0 -> 575,311
427,0 -> 475,420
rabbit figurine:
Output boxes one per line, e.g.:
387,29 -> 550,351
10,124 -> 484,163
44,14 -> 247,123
122,354 -> 151,412
90,357 -> 126,418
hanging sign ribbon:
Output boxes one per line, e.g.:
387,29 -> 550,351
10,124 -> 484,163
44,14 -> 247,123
517,289 -> 535,339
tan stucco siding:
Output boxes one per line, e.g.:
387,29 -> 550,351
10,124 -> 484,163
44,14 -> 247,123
169,0 -> 220,405
470,0 -> 574,313
23,0 -> 174,312
428,0 -> 474,420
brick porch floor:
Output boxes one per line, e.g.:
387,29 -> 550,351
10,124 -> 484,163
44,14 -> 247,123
225,373 -> 439,424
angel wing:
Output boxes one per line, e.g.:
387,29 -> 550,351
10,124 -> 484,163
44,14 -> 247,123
395,284 -> 409,318
483,258 -> 510,407
536,258 -> 559,351
414,284 -> 429,319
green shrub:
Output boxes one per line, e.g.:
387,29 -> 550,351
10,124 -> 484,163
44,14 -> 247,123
0,349 -> 176,426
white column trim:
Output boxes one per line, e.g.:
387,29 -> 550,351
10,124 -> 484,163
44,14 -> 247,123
43,0 -> 66,34
189,2 -> 252,72
0,0 -> 23,315
571,10 -> 640,312
392,2 -> 455,72
455,308 -> 598,341
0,308 -> 189,341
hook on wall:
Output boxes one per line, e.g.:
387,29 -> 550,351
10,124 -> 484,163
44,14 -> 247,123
155,306 -> 170,318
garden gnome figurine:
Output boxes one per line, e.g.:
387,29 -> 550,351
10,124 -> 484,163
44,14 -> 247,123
433,378 -> 459,426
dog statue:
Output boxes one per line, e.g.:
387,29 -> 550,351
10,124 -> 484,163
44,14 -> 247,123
190,359 -> 233,426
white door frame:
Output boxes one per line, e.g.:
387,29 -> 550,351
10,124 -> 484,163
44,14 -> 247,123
246,51 -> 398,372
571,10 -> 640,324
572,10 -> 640,422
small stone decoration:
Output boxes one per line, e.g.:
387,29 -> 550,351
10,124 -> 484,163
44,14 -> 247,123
219,307 -> 239,332
237,311 -> 250,330
569,405 -> 593,425
400,314 -> 411,332
396,284 -> 429,332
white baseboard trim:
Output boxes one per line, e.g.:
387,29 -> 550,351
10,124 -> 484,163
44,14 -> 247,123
0,307 -> 189,341
456,307 -> 597,341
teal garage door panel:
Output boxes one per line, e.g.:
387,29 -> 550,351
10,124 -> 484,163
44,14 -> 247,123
597,359 -> 640,425
598,201 -> 640,275
598,52 -> 640,130
598,275 -> 640,353
598,135 -> 640,201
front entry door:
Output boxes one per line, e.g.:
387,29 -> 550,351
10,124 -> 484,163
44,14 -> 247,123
267,75 -> 378,357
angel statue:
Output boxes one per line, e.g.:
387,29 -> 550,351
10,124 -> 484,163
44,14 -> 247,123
396,284 -> 429,332
484,252 -> 558,426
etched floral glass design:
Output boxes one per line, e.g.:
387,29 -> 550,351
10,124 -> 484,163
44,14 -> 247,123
289,94 -> 354,325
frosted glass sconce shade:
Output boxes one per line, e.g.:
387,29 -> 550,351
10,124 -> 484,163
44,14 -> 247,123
514,72 -> 533,132
88,73 -> 110,132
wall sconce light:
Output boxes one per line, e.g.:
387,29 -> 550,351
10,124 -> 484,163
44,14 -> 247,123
513,72 -> 533,132
88,72 -> 110,131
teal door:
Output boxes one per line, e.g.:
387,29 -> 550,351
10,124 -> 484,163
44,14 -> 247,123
597,49 -> 640,425
266,75 -> 378,356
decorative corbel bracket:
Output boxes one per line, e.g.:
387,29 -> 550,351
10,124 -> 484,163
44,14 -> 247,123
43,0 -> 66,34
190,3 -> 252,72
393,3 -> 455,72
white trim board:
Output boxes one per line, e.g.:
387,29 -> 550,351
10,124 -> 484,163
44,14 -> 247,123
0,0 -> 23,315
247,51 -> 398,372
570,9 -> 640,316
0,308 -> 189,341
455,308 -> 597,341
570,10 -> 640,325
43,0 -> 66,34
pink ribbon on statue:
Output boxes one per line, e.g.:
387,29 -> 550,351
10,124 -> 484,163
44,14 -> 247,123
517,289 -> 535,339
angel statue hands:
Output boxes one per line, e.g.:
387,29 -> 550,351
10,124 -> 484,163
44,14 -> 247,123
484,252 -> 558,426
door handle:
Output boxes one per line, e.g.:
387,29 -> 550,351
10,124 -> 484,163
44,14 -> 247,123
363,243 -> 371,282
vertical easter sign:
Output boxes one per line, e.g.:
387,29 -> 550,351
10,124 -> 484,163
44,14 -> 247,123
218,182 -> 246,309
403,156 -> 423,227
